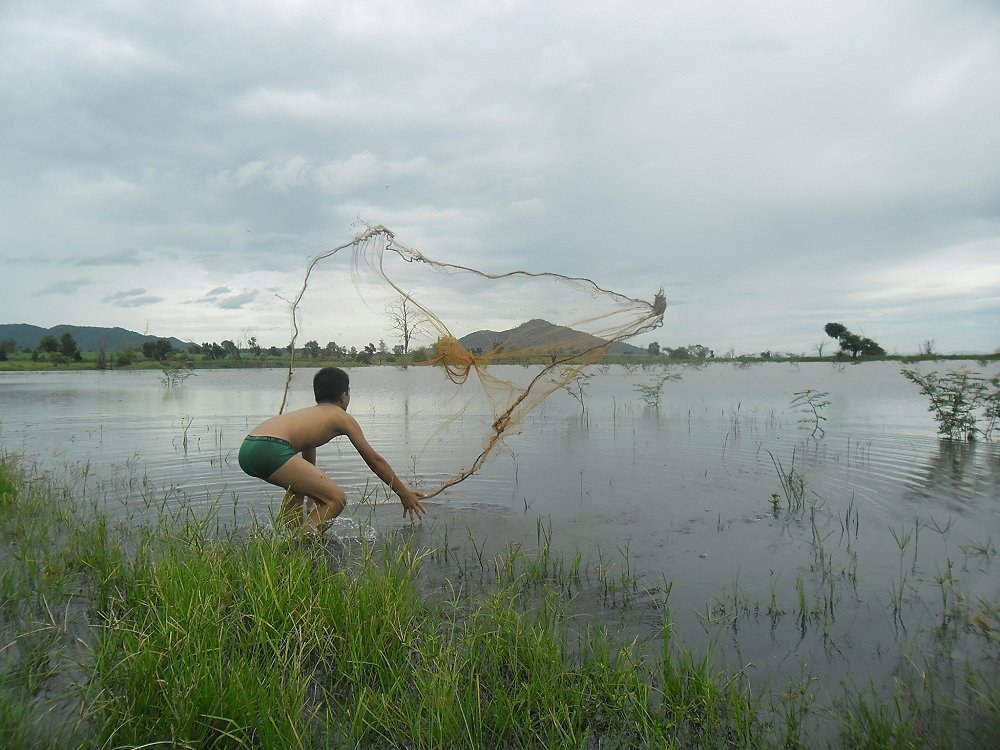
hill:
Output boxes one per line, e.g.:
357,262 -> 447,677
0,324 -> 192,352
458,319 -> 645,356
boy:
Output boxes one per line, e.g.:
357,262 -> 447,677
239,366 -> 426,535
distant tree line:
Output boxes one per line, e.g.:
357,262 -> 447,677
295,339 -> 430,365
646,342 -> 714,359
643,325 -> 888,362
0,331 -> 437,368
6,332 -> 86,365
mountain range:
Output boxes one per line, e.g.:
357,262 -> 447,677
0,324 -> 192,352
0,320 -> 647,356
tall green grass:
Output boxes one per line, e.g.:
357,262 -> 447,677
1,454 -> 999,748
91,532 -> 764,748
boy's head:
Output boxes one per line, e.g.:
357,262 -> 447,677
314,367 -> 350,405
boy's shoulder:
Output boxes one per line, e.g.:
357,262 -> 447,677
284,403 -> 340,422
303,402 -> 345,416
307,403 -> 354,427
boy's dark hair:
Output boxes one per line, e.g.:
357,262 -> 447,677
313,367 -> 350,404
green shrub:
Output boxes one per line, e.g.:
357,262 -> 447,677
901,368 -> 1000,440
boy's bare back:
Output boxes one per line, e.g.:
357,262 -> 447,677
250,403 -> 353,454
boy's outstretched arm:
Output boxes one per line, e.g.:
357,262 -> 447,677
342,414 -> 426,519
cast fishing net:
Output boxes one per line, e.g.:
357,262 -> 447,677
281,225 -> 665,498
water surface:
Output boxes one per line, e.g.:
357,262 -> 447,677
2,360 -> 998,709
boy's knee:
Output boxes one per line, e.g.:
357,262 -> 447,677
323,486 -> 347,513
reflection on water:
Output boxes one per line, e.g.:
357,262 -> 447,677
1,361 -> 998,715
905,440 -> 1000,509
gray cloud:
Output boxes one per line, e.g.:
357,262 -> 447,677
216,290 -> 259,309
1,1 -> 997,353
101,288 -> 164,307
188,287 -> 258,309
38,278 -> 94,295
71,249 -> 145,266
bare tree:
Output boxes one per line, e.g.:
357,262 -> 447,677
96,336 -> 108,370
386,297 -> 431,355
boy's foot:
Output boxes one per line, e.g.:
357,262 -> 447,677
304,520 -> 328,542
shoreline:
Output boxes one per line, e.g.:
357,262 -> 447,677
2,351 -> 997,373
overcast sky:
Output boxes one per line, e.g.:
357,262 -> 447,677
2,0 -> 998,355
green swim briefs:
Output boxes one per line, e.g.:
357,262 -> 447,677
238,435 -> 297,479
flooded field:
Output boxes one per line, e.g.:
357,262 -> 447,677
2,360 -> 998,739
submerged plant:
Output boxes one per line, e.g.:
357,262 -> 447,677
160,361 -> 196,387
767,451 -> 806,511
559,367 -> 594,419
634,368 -> 682,409
790,389 -> 830,437
900,369 -> 999,441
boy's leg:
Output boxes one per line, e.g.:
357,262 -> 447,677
279,488 -> 305,530
267,456 -> 347,535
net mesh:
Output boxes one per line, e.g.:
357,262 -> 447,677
281,225 -> 665,498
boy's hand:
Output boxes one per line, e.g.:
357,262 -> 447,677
398,487 -> 427,520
